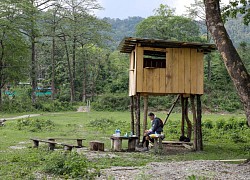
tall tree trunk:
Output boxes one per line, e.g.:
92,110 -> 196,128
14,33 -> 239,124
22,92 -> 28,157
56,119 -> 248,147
0,38 -> 4,108
63,35 -> 75,102
51,34 -> 56,100
72,36 -> 76,98
206,27 -> 212,81
204,0 -> 250,126
31,34 -> 37,104
82,61 -> 87,102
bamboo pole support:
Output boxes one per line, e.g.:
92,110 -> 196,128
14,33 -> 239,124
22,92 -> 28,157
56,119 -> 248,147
185,98 -> 192,140
143,95 -> 148,133
130,96 -> 135,134
190,95 -> 197,151
181,95 -> 185,137
197,95 -> 203,151
135,93 -> 141,144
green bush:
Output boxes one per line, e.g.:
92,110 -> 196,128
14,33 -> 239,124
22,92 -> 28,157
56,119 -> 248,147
230,132 -> 246,143
202,119 -> 214,129
88,117 -> 129,133
42,152 -> 99,179
92,93 -> 130,111
16,118 -> 55,132
216,118 -> 226,129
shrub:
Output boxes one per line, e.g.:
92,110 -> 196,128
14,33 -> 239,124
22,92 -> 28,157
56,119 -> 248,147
230,132 -> 246,143
216,118 -> 226,129
42,152 -> 99,179
92,93 -> 130,111
202,119 -> 214,129
16,118 -> 55,132
87,117 -> 129,133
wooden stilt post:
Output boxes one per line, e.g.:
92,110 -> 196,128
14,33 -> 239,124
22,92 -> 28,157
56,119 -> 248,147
181,95 -> 185,137
197,95 -> 203,151
135,93 -> 140,145
184,97 -> 192,140
143,95 -> 148,133
190,95 -> 197,151
130,96 -> 135,134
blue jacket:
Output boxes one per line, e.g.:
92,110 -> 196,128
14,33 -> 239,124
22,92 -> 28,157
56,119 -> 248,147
150,117 -> 163,133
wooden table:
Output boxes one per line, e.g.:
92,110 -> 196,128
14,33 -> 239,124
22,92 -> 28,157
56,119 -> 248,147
110,136 -> 138,151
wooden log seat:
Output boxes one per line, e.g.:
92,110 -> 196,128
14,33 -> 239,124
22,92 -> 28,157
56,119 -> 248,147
89,141 -> 104,151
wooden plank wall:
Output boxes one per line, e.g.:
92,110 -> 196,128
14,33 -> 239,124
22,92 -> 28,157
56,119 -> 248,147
134,47 -> 204,95
129,50 -> 136,96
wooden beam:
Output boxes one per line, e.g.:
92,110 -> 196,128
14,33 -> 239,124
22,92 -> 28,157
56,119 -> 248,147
143,95 -> 148,133
181,95 -> 185,137
163,95 -> 180,126
190,95 -> 197,151
197,94 -> 203,151
185,97 -> 192,140
130,96 -> 135,134
135,93 -> 141,145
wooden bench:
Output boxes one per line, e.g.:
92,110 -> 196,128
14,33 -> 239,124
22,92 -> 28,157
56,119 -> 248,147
30,138 -> 75,151
162,141 -> 193,149
47,138 -> 86,147
110,136 -> 138,152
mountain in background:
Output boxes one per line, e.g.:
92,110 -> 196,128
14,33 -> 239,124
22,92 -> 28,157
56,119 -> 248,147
103,16 -> 250,48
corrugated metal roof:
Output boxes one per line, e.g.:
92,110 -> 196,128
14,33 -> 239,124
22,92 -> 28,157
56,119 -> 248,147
119,37 -> 217,54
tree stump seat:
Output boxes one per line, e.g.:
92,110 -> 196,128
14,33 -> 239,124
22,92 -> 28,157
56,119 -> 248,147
89,141 -> 104,151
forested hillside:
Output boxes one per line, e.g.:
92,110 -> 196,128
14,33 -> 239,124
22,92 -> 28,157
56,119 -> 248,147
106,16 -> 250,48
0,1 -> 249,114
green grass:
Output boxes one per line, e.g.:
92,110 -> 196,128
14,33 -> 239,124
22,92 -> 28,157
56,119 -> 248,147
0,111 -> 249,179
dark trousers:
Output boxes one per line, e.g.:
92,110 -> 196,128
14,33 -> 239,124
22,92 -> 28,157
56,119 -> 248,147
142,135 -> 154,148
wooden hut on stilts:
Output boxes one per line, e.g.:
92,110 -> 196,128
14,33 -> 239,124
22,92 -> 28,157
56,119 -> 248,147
119,37 -> 216,151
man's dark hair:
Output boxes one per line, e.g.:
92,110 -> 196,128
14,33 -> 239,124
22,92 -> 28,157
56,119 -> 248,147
148,112 -> 154,116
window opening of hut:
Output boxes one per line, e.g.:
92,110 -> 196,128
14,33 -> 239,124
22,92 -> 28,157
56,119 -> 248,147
143,50 -> 166,68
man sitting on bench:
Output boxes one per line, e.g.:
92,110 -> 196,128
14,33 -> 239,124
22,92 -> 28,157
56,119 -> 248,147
141,112 -> 163,151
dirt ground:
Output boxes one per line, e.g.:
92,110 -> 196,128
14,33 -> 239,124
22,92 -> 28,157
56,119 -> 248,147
97,160 -> 250,180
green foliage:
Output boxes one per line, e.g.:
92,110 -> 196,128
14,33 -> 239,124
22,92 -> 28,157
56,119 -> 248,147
103,16 -> 144,50
92,93 -> 130,111
223,0 -> 250,25
136,4 -> 203,42
0,112 -> 249,180
42,152 -> 99,179
202,119 -> 214,129
15,118 -> 55,132
216,118 -> 226,129
188,175 -> 207,180
87,117 -> 129,133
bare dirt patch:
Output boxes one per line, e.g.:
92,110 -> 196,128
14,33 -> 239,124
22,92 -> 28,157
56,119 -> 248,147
97,160 -> 250,180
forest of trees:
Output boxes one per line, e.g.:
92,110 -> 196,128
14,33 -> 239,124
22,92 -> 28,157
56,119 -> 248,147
0,0 -> 249,115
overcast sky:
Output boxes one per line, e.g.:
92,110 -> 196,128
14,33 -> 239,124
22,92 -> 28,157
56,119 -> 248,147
95,0 -> 229,19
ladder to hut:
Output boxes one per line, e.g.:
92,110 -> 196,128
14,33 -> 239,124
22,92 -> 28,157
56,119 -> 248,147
163,94 -> 180,127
